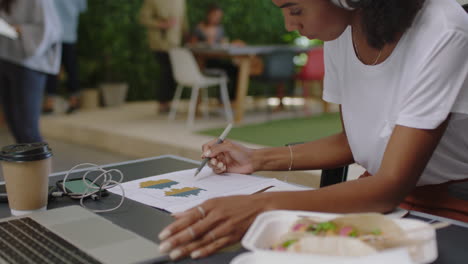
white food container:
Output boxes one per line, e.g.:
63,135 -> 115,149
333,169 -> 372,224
236,211 -> 437,264
231,249 -> 415,264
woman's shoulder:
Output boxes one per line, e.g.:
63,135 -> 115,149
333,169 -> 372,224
396,0 -> 468,63
324,26 -> 350,57
414,0 -> 468,36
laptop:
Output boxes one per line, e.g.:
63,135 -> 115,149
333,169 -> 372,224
0,206 -> 167,264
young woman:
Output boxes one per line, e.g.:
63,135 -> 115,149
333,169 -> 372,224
158,0 -> 468,260
191,4 -> 228,45
190,4 -> 240,100
0,0 -> 61,143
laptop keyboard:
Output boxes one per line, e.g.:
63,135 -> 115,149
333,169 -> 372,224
0,217 -> 102,264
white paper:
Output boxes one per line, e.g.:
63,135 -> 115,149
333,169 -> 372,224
109,168 -> 299,213
0,18 -> 18,39
265,179 -> 314,192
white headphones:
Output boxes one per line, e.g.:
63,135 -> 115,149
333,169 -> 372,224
330,0 -> 362,10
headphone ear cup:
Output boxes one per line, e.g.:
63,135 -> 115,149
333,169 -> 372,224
330,0 -> 361,10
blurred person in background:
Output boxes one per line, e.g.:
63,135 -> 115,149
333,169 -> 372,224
139,0 -> 188,114
189,4 -> 244,101
0,0 -> 61,143
44,0 -> 87,115
190,4 -> 229,46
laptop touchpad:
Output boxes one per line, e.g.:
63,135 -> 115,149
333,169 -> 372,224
50,217 -> 136,249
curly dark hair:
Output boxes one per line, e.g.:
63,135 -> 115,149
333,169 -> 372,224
358,0 -> 426,49
0,0 -> 15,14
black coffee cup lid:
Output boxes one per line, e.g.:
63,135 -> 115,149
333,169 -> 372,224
0,142 -> 53,162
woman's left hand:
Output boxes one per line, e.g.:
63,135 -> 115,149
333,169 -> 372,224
158,194 -> 272,260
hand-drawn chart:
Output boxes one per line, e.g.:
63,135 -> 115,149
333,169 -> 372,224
140,180 -> 206,197
164,187 -> 206,197
140,179 -> 178,190
109,167 -> 278,213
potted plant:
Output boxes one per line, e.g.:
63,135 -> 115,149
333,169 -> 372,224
95,1 -> 131,108
99,53 -> 129,108
78,0 -> 131,108
78,58 -> 100,110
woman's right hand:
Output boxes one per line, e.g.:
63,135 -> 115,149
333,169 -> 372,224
201,140 -> 256,175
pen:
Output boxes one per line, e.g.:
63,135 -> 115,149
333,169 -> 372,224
194,123 -> 233,178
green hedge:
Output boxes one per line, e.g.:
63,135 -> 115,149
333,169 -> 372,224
77,0 -> 291,101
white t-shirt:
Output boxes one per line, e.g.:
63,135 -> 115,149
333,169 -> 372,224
323,0 -> 468,186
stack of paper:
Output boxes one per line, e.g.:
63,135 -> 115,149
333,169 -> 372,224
0,18 -> 18,39
109,168 -> 313,213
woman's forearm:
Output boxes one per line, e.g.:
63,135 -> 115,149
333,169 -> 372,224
258,118 -> 451,214
252,132 -> 354,172
261,174 -> 400,214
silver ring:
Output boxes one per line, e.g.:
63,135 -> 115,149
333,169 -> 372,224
209,232 -> 216,242
197,206 -> 206,219
188,227 -> 195,240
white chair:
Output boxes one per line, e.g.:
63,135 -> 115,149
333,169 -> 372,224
168,48 -> 233,126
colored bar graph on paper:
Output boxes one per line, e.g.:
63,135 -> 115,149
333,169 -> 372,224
108,167 -> 291,212
165,187 -> 206,197
140,179 -> 178,190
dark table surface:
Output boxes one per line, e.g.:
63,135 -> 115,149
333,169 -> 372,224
0,155 -> 467,264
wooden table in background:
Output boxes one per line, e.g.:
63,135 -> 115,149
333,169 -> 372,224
190,45 -> 310,124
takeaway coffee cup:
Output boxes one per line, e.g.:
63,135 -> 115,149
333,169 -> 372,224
0,143 -> 52,216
